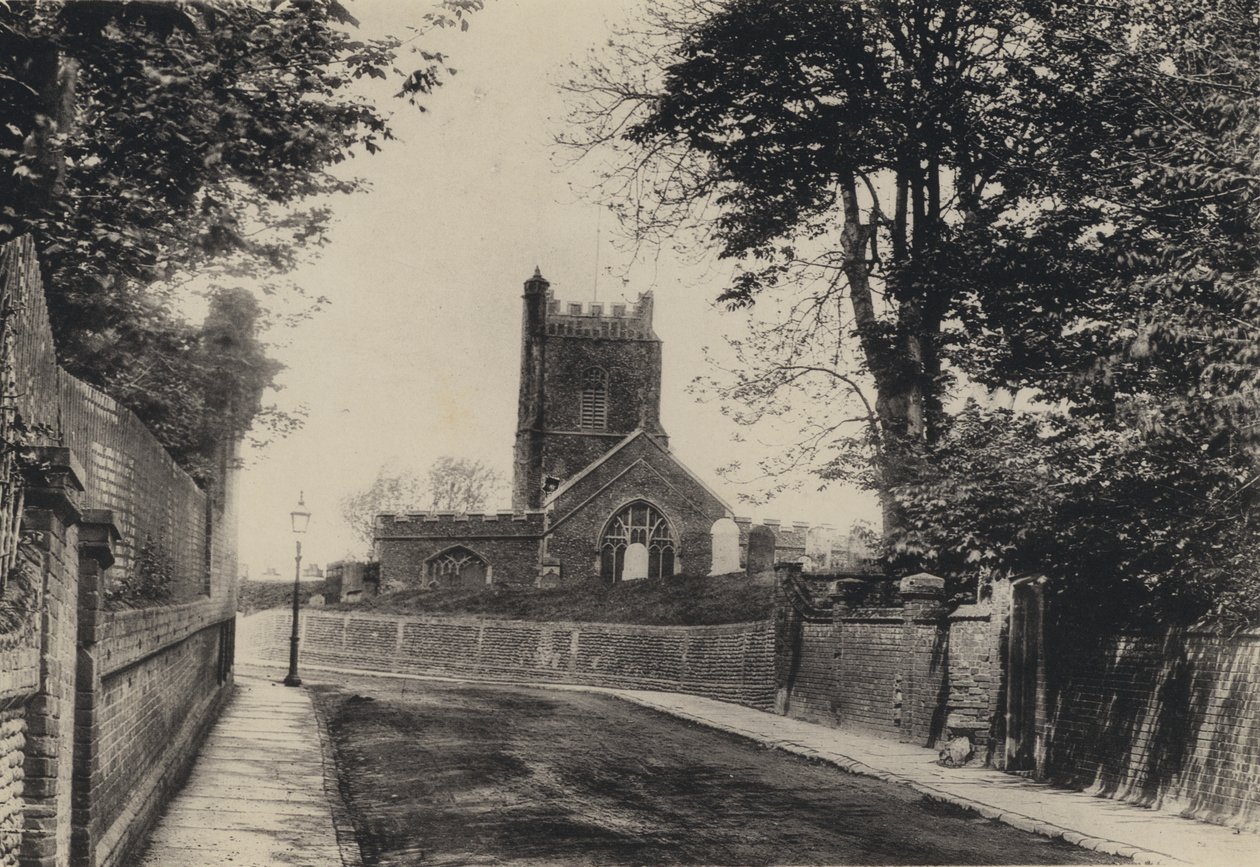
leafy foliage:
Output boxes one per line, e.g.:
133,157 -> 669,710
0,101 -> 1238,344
0,0 -> 482,478
107,532 -> 174,605
568,0 -> 1260,623
341,457 -> 507,551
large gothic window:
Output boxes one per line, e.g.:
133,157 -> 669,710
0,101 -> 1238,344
427,547 -> 489,588
579,366 -> 608,430
600,501 -> 675,581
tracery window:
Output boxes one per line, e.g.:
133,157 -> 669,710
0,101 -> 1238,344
600,501 -> 675,581
579,366 -> 608,430
427,547 -> 488,588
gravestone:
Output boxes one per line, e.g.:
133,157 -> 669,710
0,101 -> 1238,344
746,524 -> 776,578
623,542 -> 649,580
709,518 -> 741,575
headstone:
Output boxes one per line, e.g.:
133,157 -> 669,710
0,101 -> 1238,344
709,518 -> 741,575
307,593 -> 325,607
746,524 -> 776,576
623,542 -> 648,580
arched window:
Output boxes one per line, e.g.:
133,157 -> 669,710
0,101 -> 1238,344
427,547 -> 489,589
579,367 -> 608,430
600,501 -> 675,581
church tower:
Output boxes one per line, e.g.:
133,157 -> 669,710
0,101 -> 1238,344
512,267 -> 667,509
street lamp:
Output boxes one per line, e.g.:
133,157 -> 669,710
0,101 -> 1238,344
283,492 -> 312,687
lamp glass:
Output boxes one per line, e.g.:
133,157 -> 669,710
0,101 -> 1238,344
290,495 -> 311,534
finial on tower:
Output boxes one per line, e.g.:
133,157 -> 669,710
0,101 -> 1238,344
524,265 -> 550,294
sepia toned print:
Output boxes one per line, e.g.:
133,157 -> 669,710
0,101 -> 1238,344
1,1 -> 1259,865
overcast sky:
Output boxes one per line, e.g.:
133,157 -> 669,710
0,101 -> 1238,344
236,0 -> 878,579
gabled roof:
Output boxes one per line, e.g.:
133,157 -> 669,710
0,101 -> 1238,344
544,428 -> 732,513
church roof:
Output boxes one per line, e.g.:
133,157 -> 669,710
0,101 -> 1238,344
543,428 -> 732,514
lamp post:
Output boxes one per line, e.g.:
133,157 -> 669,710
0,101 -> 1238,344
284,492 -> 311,687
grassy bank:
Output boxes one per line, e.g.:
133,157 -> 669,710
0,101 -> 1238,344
238,579 -> 327,614
328,573 -> 774,626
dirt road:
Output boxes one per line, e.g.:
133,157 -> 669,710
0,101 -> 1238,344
311,676 -> 1123,866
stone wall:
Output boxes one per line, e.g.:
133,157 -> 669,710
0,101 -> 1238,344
238,609 -> 775,709
373,512 -> 544,590
0,237 -> 238,867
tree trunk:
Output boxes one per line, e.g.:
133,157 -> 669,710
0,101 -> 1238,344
839,172 -> 928,537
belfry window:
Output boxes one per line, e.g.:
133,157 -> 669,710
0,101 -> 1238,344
600,501 -> 676,581
579,367 -> 608,430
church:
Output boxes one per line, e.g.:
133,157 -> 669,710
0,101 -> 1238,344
373,268 -> 850,589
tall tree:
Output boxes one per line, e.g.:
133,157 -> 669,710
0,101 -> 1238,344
567,0 -> 1260,622
892,0 -> 1260,623
341,457 -> 506,552
0,0 -> 482,474
564,0 -> 1107,533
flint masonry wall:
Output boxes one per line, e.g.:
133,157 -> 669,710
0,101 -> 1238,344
239,609 -> 775,709
0,237 -> 238,867
374,512 -> 543,591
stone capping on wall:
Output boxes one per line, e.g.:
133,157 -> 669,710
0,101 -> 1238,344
375,510 -> 546,539
93,596 -> 236,678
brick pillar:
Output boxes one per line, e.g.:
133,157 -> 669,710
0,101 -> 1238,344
19,447 -> 84,867
898,573 -> 948,746
70,510 -> 118,867
772,575 -> 802,715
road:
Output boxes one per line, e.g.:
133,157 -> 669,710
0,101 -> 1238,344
311,676 -> 1123,866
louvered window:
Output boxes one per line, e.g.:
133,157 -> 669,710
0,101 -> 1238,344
579,367 -> 608,430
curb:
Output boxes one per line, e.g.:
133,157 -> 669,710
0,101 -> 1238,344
306,680 -> 366,867
237,658 -> 1176,865
611,696 -> 1171,865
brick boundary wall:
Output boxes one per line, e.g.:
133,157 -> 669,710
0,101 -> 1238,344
1041,625 -> 1260,832
238,609 -> 775,710
0,237 -> 240,867
771,568 -> 1260,834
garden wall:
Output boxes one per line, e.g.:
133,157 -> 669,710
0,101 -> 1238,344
1042,625 -> 1260,832
238,609 -> 775,709
771,570 -> 1260,832
0,237 -> 239,867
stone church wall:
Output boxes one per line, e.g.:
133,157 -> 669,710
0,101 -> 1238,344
374,512 -> 544,589
537,334 -> 664,481
545,437 -> 726,582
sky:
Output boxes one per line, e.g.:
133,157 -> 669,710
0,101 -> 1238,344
237,0 -> 878,580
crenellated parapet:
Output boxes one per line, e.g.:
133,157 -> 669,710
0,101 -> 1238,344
374,510 -> 546,540
732,517 -> 876,573
542,289 -> 656,340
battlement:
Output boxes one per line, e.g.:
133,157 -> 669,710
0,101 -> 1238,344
543,289 -> 656,340
374,510 -> 546,539
731,517 -> 874,572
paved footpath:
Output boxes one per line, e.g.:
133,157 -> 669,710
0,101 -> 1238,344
136,675 -> 351,867
237,659 -> 1260,866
